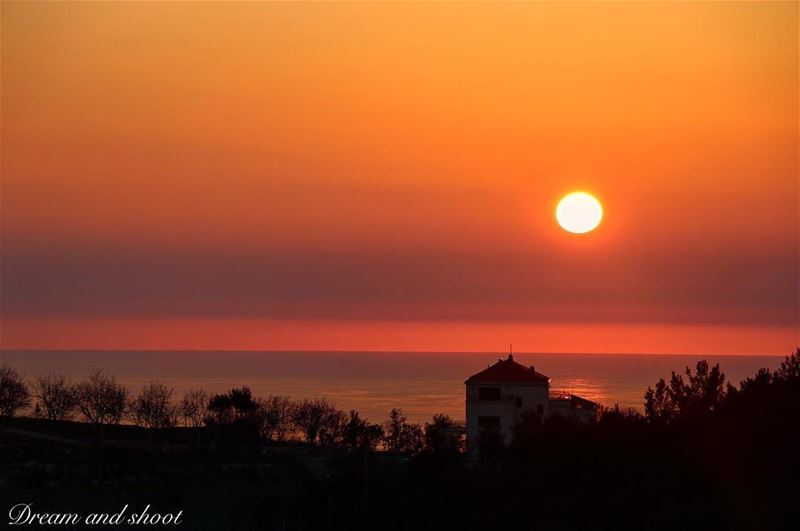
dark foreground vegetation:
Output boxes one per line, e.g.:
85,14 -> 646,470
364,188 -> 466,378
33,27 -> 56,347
1,349 -> 798,530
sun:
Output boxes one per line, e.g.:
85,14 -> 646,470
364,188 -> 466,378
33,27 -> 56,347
556,192 -> 603,234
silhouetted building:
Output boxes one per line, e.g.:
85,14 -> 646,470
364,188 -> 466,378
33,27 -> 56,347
465,354 -> 598,453
547,391 -> 599,423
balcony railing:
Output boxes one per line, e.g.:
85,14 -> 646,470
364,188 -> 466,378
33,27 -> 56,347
548,389 -> 574,400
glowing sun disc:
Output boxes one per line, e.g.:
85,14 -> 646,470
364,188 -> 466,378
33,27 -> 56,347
556,192 -> 603,234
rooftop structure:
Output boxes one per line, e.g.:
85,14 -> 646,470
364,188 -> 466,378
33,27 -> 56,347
465,353 -> 599,454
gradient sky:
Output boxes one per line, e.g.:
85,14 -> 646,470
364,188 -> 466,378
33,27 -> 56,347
1,2 -> 798,354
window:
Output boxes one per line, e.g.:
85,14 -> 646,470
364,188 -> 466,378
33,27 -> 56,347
537,404 -> 544,416
479,387 -> 501,401
515,397 -> 522,407
478,416 -> 500,429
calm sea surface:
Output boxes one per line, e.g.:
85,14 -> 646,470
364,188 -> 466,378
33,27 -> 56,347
0,351 -> 783,423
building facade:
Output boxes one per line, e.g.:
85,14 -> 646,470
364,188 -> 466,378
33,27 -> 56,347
465,354 -> 598,453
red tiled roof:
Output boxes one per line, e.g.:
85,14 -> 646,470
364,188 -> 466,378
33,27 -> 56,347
465,354 -> 550,385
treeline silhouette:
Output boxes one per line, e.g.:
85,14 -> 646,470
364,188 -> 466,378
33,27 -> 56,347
1,349 -> 798,531
0,366 -> 451,453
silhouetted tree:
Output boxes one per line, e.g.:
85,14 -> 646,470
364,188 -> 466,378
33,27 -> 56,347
207,394 -> 234,424
645,360 -> 725,423
644,378 -> 672,423
74,370 -> 128,430
401,422 -> 424,455
680,360 -> 726,416
383,408 -> 424,455
207,387 -> 259,425
776,348 -> 800,382
229,387 -> 259,417
383,408 -> 406,451
130,381 -> 178,429
259,395 -> 294,441
340,410 -> 383,451
730,367 -> 773,397
33,372 -> 76,421
724,348 -> 800,429
292,398 -> 339,445
598,404 -> 644,426
205,387 -> 262,444
180,388 -> 209,428
424,413 -> 463,455
318,408 -> 346,447
0,364 -> 31,418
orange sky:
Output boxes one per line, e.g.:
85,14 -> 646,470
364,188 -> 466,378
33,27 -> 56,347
1,2 -> 798,354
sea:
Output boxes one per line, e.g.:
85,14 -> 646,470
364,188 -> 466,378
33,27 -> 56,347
0,351 -> 784,424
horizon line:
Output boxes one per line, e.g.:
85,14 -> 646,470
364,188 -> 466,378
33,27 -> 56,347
1,347 -> 790,358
